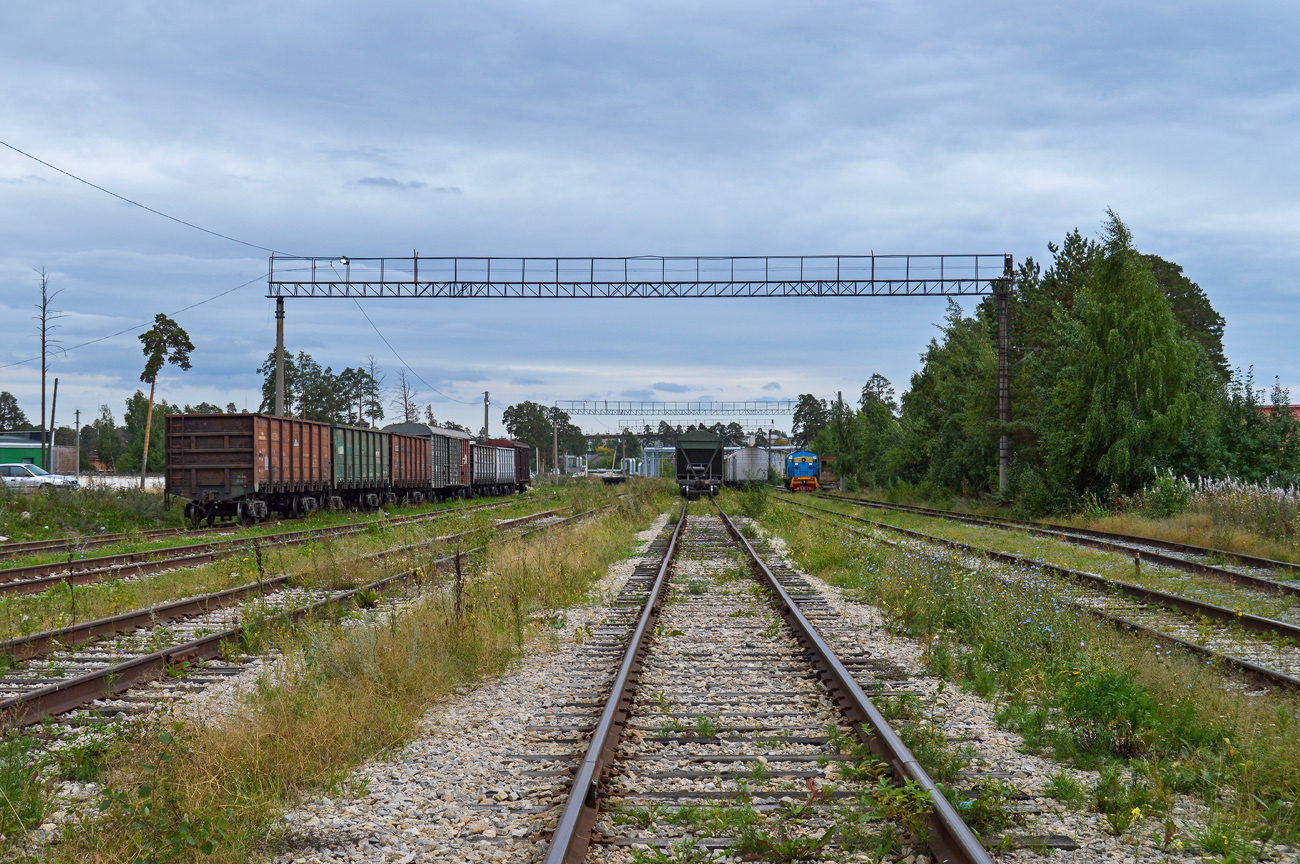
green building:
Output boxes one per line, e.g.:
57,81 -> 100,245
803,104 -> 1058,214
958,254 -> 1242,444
0,431 -> 46,468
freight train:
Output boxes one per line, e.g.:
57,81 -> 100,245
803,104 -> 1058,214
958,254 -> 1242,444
164,413 -> 529,526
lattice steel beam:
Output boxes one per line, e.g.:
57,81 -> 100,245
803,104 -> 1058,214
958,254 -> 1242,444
266,254 -> 1013,298
556,400 -> 797,416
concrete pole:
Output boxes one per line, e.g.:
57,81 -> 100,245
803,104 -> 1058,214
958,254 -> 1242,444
553,415 -> 559,475
483,391 -> 489,438
274,297 -> 286,417
74,408 -> 80,481
997,255 -> 1013,495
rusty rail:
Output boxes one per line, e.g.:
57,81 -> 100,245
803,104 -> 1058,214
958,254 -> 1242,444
543,503 -> 687,864
0,504 -> 611,728
779,497 -> 1300,692
820,491 -> 1300,590
0,498 -> 521,595
713,501 -> 993,864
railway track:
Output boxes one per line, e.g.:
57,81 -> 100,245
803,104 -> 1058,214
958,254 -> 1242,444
539,503 -> 1001,864
0,505 -> 603,729
0,492 -> 556,565
0,497 -> 528,596
777,496 -> 1300,691
820,491 -> 1300,592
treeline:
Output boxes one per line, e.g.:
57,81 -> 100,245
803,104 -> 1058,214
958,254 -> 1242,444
804,212 -> 1300,513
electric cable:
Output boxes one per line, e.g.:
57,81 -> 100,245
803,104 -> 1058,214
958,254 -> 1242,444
0,139 -> 291,255
0,274 -> 264,371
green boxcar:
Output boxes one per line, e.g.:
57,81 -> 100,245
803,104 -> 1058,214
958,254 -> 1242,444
330,426 -> 391,504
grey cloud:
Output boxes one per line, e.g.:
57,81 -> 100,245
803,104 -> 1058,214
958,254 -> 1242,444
652,382 -> 690,393
510,377 -> 546,385
620,389 -> 654,399
355,177 -> 428,190
762,382 -> 781,391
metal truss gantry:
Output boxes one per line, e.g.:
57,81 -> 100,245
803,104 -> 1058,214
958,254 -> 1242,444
266,254 -> 1011,298
265,251 -> 1016,492
555,400 -> 796,416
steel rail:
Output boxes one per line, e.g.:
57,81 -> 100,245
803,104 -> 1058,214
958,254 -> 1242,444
0,499 -> 522,595
712,502 -> 993,864
0,493 -> 557,563
787,498 -> 1300,642
821,492 -> 1300,588
778,497 -> 1300,692
0,510 -> 558,664
544,502 -> 687,864
0,504 -> 612,728
0,524 -> 233,562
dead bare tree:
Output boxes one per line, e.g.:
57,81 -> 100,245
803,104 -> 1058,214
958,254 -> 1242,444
32,268 -> 66,468
391,369 -> 419,423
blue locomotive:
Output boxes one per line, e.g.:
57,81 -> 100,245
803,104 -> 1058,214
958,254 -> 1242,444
784,450 -> 820,492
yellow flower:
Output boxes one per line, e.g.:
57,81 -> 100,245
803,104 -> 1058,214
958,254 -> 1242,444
1131,806 -> 1142,820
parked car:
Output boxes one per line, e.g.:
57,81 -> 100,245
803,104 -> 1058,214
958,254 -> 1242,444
0,463 -> 80,492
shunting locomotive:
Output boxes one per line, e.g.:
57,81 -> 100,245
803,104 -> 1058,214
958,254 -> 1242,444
784,449 -> 820,492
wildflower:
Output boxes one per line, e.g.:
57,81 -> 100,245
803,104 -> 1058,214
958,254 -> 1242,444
1131,807 -> 1142,820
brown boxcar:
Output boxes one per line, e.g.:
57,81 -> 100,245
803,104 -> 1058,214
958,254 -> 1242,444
165,413 -> 331,524
390,432 -> 432,492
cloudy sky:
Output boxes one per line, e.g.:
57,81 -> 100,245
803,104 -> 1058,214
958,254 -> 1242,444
2,1 -> 1297,434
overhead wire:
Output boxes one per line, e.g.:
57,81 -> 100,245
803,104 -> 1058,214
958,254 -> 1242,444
1,140 -> 487,413
0,138 -> 291,256
0,273 -> 265,371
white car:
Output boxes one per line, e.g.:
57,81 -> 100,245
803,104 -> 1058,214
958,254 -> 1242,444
0,463 -> 80,492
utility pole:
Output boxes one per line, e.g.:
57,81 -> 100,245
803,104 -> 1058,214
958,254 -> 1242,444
48,378 -> 58,470
74,408 -> 80,480
552,413 -> 559,476
483,391 -> 489,439
997,255 -> 1013,496
274,297 -> 286,416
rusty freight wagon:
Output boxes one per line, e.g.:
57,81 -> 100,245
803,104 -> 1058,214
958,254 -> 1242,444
389,431 -> 432,504
383,423 -> 474,498
165,413 -> 332,526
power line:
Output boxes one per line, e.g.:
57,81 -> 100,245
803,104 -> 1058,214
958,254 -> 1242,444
348,298 -> 491,409
0,138 -> 292,256
0,274 -> 264,370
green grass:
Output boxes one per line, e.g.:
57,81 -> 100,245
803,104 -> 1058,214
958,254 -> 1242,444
0,494 -> 562,641
759,503 -> 1300,846
33,480 -> 676,863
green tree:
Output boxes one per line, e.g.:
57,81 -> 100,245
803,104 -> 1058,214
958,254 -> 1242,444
91,404 -> 123,471
137,314 -> 194,487
121,392 -> 177,474
1143,253 -> 1227,377
0,391 -> 30,429
859,374 -> 897,414
1038,212 -> 1207,496
183,402 -> 224,414
792,394 -> 828,447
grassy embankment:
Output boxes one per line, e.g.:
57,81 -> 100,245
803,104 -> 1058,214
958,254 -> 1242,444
10,479 -> 674,863
857,485 -> 1300,567
0,487 -> 186,544
0,492 -> 563,643
758,496 -> 1300,858
0,489 -> 571,572
808,496 -> 1300,624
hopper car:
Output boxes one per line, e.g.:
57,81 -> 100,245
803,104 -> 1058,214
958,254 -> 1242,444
675,430 -> 723,499
165,414 -> 528,526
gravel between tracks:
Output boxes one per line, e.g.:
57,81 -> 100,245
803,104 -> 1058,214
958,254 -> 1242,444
269,512 -> 671,864
264,511 -> 1298,864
